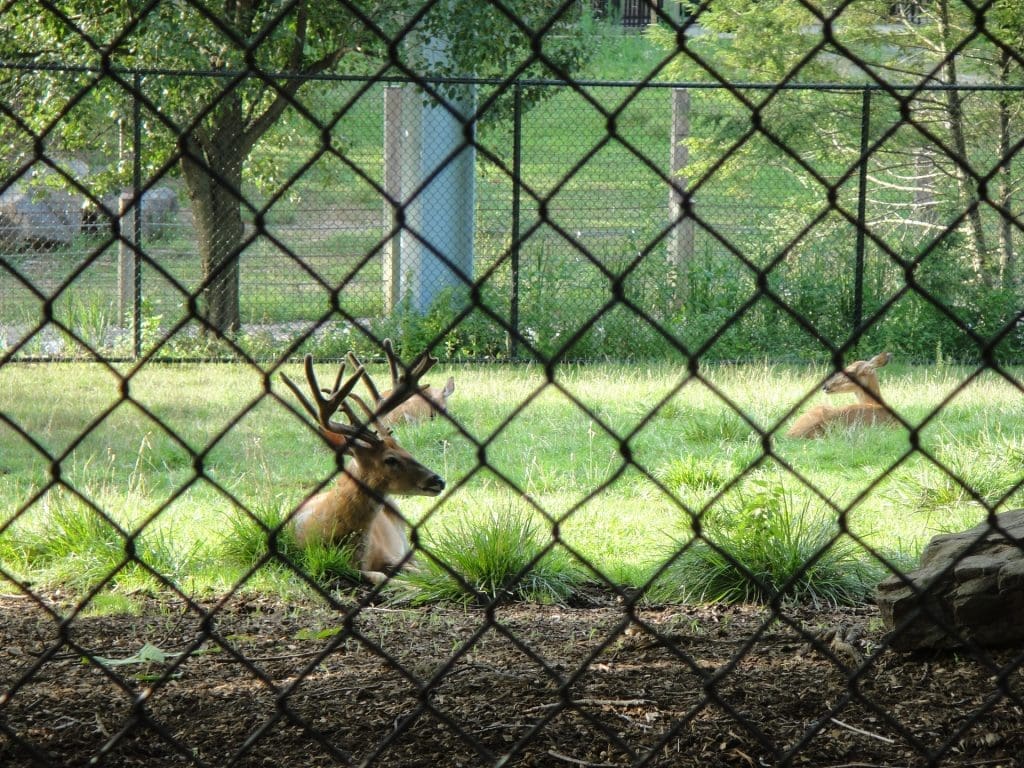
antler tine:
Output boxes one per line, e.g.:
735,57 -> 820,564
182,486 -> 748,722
307,354 -> 363,425
281,354 -> 364,436
343,391 -> 388,436
280,371 -> 319,423
410,348 -> 438,379
383,338 -> 401,389
348,350 -> 383,404
373,338 -> 438,419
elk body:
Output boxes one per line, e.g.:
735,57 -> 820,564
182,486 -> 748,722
354,339 -> 454,424
786,352 -> 897,439
281,344 -> 445,583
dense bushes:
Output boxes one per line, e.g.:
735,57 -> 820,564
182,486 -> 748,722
380,236 -> 1024,365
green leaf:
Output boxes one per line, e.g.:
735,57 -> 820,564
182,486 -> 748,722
294,626 -> 343,641
92,642 -> 180,667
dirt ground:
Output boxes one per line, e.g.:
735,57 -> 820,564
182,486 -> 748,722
1,588 -> 1023,768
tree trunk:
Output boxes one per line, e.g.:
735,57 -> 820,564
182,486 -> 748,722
998,48 -> 1016,289
937,0 -> 991,282
180,118 -> 246,336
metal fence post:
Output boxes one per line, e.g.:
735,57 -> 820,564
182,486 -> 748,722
508,83 -> 522,361
854,88 -> 871,336
132,71 -> 142,360
118,191 -> 136,329
668,87 -> 693,313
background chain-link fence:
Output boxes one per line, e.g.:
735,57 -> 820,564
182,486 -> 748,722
4,71 -> 1023,364
2,0 -> 1024,766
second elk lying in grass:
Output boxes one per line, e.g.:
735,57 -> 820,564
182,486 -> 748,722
281,347 -> 445,584
353,338 -> 454,425
786,352 -> 897,439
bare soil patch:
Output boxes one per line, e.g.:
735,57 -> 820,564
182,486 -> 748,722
1,590 -> 1023,767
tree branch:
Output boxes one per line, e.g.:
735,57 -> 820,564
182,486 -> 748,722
241,41 -> 365,153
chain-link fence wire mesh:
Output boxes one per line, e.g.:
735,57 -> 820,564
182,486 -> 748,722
6,70 -> 1024,364
2,0 -> 1024,765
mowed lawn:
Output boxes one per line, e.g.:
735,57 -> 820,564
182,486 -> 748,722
0,358 -> 1021,603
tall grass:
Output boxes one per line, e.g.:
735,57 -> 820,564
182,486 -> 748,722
397,500 -> 581,605
649,483 -> 885,607
0,359 -> 1020,608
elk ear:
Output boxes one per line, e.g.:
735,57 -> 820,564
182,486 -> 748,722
868,352 -> 892,369
443,377 -> 455,398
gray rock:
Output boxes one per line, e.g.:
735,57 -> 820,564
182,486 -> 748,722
82,187 -> 180,240
138,186 -> 179,239
876,509 -> 1024,649
0,167 -> 85,248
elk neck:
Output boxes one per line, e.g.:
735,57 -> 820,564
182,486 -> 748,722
325,462 -> 388,530
852,376 -> 883,405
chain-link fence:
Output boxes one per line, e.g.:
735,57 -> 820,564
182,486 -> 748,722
4,68 -> 1023,364
3,1 -> 1024,766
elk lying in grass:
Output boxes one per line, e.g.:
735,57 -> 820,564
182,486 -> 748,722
352,339 -> 454,425
281,345 -> 445,584
786,352 -> 897,439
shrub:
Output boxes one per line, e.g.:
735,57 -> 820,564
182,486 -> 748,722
650,483 -> 883,607
396,505 -> 581,605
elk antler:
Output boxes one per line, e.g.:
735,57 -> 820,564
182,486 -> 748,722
281,354 -> 381,450
347,339 -> 438,427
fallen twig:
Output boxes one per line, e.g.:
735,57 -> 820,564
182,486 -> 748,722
829,717 -> 896,744
528,698 -> 656,712
546,750 -> 618,767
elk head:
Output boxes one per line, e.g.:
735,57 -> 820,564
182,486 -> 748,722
822,351 -> 892,402
280,349 -> 445,500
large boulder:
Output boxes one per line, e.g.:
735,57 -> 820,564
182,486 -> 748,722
0,163 -> 88,249
876,509 -> 1024,650
82,187 -> 180,240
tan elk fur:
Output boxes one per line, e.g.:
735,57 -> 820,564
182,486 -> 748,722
380,377 -> 455,424
282,346 -> 445,584
289,432 -> 443,574
351,340 -> 455,425
786,352 -> 897,439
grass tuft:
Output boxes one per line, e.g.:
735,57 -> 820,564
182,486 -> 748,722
220,503 -> 361,586
397,504 -> 581,605
892,435 -> 1024,516
7,492 -> 198,592
650,483 -> 884,607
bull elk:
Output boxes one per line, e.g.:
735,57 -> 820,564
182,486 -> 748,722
351,339 -> 454,425
281,345 -> 445,584
786,352 -> 897,439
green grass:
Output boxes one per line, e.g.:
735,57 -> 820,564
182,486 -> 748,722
649,482 -> 886,607
397,499 -> 581,605
0,359 -> 1020,609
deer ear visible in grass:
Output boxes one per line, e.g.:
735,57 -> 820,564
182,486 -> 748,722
867,352 -> 892,369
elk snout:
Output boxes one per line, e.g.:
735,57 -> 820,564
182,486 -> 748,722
821,375 -> 849,394
421,474 -> 445,496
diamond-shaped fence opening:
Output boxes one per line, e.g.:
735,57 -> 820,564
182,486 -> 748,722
3,1 -> 1024,766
